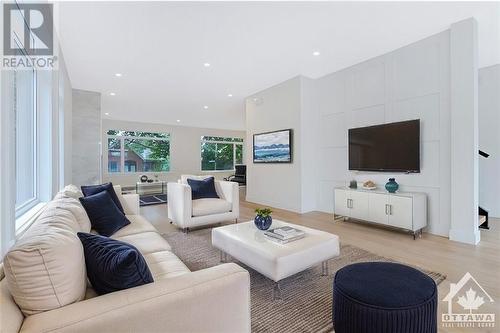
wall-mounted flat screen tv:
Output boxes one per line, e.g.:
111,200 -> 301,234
253,129 -> 293,163
348,120 -> 420,173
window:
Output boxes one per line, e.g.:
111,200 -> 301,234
13,41 -> 38,217
106,130 -> 170,173
201,136 -> 244,171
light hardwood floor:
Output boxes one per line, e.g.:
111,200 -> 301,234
142,199 -> 500,333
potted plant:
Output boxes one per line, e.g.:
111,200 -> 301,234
254,208 -> 273,230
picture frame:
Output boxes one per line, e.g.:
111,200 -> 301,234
253,129 -> 293,163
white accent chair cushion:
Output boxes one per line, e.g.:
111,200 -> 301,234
192,198 -> 232,217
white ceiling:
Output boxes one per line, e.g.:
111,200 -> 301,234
58,2 -> 500,130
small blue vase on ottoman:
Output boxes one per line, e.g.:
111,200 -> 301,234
254,208 -> 273,230
333,262 -> 437,333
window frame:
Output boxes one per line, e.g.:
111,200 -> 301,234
106,130 -> 171,174
200,136 -> 244,172
13,35 -> 39,219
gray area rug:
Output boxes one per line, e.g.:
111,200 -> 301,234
163,228 -> 446,333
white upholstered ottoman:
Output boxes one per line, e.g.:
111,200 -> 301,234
212,220 -> 340,298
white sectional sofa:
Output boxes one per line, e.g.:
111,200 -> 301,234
0,185 -> 251,333
168,175 -> 239,231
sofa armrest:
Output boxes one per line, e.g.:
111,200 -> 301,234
20,263 -> 251,333
121,193 -> 140,215
217,181 -> 239,218
113,185 -> 140,215
167,182 -> 192,227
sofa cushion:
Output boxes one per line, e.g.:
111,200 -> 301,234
81,182 -> 124,214
143,251 -> 190,280
188,177 -> 220,200
0,279 -> 24,333
77,233 -> 154,295
57,184 -> 84,199
192,198 -> 232,217
3,223 -> 87,316
111,215 -> 157,238
79,190 -> 131,237
113,231 -> 172,254
49,196 -> 91,233
28,204 -> 82,234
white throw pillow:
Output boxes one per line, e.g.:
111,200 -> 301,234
4,221 -> 87,316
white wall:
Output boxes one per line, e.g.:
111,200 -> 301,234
246,77 -> 302,212
101,119 -> 245,187
72,89 -> 101,187
60,53 -> 73,186
479,64 -> 500,218
245,76 -> 318,213
300,77 -> 319,212
315,30 -> 452,237
449,18 -> 480,245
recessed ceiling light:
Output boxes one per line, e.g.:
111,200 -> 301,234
109,92 -> 116,96
203,105 -> 209,110
104,112 -> 109,116
313,51 -> 321,56
176,119 -> 180,123
252,98 -> 258,102
115,73 -> 122,77
227,94 -> 233,97
203,63 -> 211,67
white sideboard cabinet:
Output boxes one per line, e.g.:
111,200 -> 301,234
334,187 -> 427,239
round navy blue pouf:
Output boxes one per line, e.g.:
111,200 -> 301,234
333,262 -> 437,333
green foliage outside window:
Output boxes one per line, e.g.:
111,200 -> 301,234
235,144 -> 243,164
201,137 -> 244,171
107,130 -> 170,173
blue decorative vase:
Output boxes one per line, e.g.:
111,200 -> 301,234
385,178 -> 399,193
254,215 -> 272,230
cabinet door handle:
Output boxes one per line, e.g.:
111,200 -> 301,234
346,199 -> 350,208
385,204 -> 389,215
350,199 -> 353,208
389,204 -> 393,215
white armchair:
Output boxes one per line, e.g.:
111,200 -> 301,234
168,176 -> 239,231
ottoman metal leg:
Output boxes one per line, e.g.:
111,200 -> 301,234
321,261 -> 329,276
220,251 -> 230,263
273,282 -> 282,301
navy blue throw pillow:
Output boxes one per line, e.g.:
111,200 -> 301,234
79,190 -> 130,236
77,232 -> 154,295
81,182 -> 124,214
187,177 -> 220,200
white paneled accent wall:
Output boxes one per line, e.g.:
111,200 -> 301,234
244,18 -> 480,242
315,30 -> 452,236
479,64 -> 500,218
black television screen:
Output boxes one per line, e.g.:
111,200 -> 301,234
348,120 -> 420,173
